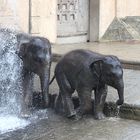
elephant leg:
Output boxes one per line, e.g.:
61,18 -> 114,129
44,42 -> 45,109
61,90 -> 76,118
40,65 -> 50,108
55,73 -> 75,118
77,88 -> 92,116
21,69 -> 33,117
55,92 -> 64,114
94,85 -> 107,120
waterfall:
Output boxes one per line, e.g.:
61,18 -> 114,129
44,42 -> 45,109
0,28 -> 22,115
0,28 -> 29,134
0,28 -> 48,134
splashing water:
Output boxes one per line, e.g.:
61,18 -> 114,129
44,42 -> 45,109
0,28 -> 22,115
0,28 -> 48,134
0,115 -> 30,134
0,28 -> 29,134
115,105 -> 121,117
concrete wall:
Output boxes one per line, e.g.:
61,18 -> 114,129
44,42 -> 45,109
99,0 -> 115,38
117,0 -> 140,17
31,0 -> 57,43
89,0 -> 100,41
90,0 -> 116,41
0,0 -> 29,32
91,0 -> 140,41
1,0 -> 140,43
0,0 -> 57,43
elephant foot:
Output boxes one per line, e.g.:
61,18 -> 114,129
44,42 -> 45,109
48,94 -> 57,108
72,108 -> 83,120
94,112 -> 105,120
69,114 -> 83,121
116,99 -> 124,106
66,110 -> 76,118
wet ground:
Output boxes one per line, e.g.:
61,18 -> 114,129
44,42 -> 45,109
52,42 -> 140,63
1,62 -> 140,139
1,109 -> 140,140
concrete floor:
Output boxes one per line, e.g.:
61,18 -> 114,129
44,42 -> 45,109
1,109 -> 140,140
1,62 -> 140,139
1,42 -> 140,139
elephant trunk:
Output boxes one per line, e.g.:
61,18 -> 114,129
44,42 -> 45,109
40,65 -> 51,107
116,79 -> 124,105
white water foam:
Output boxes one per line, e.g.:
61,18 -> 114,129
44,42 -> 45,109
0,115 -> 30,134
0,28 -> 26,134
0,28 -> 22,115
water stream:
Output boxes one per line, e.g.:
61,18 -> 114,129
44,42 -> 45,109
0,28 -> 49,134
0,28 -> 29,134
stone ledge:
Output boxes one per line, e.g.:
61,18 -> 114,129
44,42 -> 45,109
121,59 -> 140,70
52,53 -> 140,70
104,102 -> 140,121
32,91 -> 140,121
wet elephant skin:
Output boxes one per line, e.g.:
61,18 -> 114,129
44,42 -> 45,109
17,33 -> 52,117
53,49 -> 124,120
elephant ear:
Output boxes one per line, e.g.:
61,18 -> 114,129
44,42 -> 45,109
90,60 -> 103,79
18,43 -> 28,59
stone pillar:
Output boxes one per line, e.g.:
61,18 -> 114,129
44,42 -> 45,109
99,0 -> 115,38
90,0 -> 115,41
31,0 -> 57,43
89,0 -> 100,41
116,0 -> 140,17
17,0 -> 29,32
116,0 -> 127,17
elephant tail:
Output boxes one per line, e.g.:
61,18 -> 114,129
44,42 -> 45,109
49,75 -> 56,85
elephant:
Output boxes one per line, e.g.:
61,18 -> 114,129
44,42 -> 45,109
51,49 -> 124,120
17,33 -> 52,117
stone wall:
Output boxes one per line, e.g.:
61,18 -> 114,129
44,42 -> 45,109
99,0 -> 140,41
0,0 -> 29,32
99,0 -> 116,38
116,0 -> 140,17
0,0 -> 57,43
1,0 -> 140,43
31,0 -> 57,43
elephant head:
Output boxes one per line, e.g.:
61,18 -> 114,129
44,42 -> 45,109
17,36 -> 51,74
90,55 -> 124,106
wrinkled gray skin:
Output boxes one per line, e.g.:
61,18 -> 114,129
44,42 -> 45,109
54,49 -> 124,120
17,33 -> 52,117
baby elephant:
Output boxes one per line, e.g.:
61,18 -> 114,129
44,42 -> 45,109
53,49 -> 124,120
17,33 -> 52,117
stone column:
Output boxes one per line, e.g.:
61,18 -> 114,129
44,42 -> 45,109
116,0 -> 140,17
99,0 -> 115,38
90,0 -> 115,41
89,0 -> 100,42
31,0 -> 57,43
17,0 -> 29,32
